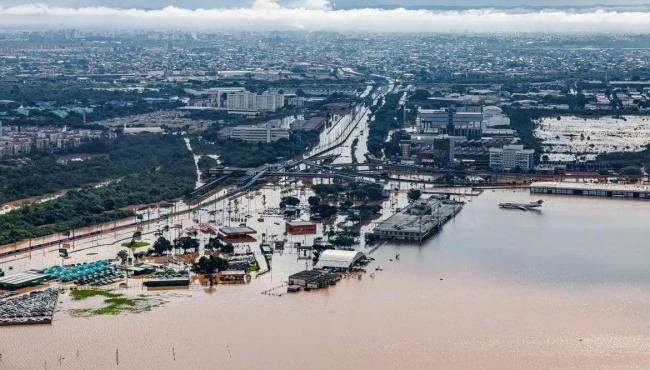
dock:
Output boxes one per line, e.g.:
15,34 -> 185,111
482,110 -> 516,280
373,196 -> 464,242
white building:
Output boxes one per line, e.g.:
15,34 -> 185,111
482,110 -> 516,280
227,126 -> 290,143
225,91 -> 285,112
221,117 -> 295,144
314,249 -> 365,271
489,145 -> 535,171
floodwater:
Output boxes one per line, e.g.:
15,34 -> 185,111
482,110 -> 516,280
535,115 -> 650,161
4,190 -> 650,369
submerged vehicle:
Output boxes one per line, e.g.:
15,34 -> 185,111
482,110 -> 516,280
499,200 -> 544,211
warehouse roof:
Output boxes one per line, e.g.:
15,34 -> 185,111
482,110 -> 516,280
314,249 -> 364,270
0,271 -> 48,288
219,226 -> 256,235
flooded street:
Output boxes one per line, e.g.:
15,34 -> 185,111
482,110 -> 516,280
4,189 -> 650,369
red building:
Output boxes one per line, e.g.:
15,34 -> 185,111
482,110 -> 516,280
285,221 -> 317,235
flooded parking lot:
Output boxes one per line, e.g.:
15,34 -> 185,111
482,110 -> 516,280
534,115 -> 650,161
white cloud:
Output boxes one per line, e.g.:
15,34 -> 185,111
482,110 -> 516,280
0,3 -> 649,32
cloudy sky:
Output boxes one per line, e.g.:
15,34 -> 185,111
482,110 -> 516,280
0,0 -> 650,32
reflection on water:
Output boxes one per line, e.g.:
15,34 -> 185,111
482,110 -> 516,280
4,189 -> 650,369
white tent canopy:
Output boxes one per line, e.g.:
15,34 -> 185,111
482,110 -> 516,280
314,249 -> 364,270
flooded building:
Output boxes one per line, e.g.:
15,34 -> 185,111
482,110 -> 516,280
373,196 -> 463,242
530,182 -> 650,200
288,270 -> 338,289
218,226 -> 257,243
285,221 -> 317,235
313,250 -> 365,272
0,271 -> 49,290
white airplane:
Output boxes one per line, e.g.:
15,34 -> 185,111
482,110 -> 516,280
498,200 -> 544,211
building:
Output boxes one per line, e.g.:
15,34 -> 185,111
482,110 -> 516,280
285,221 -> 317,235
291,117 -> 326,131
417,107 -> 483,138
226,126 -> 290,143
399,140 -> 412,157
313,249 -> 365,271
288,270 -> 337,288
218,226 -> 257,242
0,271 -> 48,290
225,91 -> 285,112
143,277 -> 190,287
411,134 -> 456,168
431,136 -> 454,167
530,182 -> 650,200
220,117 -> 292,143
373,197 -> 463,242
489,144 -> 535,171
219,270 -> 251,283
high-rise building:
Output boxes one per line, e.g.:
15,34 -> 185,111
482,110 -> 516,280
225,91 -> 285,112
399,140 -> 412,157
489,145 -> 535,171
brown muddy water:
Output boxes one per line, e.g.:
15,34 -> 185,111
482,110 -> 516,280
3,189 -> 650,369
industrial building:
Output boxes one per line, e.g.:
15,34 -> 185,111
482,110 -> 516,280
219,117 -> 293,143
530,182 -> 650,200
417,107 -> 483,138
313,249 -> 365,271
288,269 -> 337,289
373,196 -> 464,242
0,271 -> 48,290
227,126 -> 290,143
489,145 -> 535,171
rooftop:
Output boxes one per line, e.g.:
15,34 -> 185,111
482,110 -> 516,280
0,271 -> 48,287
314,249 -> 364,270
530,181 -> 650,192
219,226 -> 257,235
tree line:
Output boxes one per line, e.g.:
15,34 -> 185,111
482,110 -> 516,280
0,134 -> 196,245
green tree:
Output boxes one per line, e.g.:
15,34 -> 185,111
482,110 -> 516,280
620,166 -> 642,177
221,243 -> 235,254
117,250 -> 129,264
407,189 -> 421,202
153,236 -> 173,256
175,236 -> 200,254
308,196 -> 321,207
281,196 -> 300,207
193,255 -> 229,274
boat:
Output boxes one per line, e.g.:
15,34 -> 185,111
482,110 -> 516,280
498,200 -> 544,211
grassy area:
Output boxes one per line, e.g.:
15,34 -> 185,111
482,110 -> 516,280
247,262 -> 260,273
120,241 -> 150,249
93,297 -> 141,315
70,289 -> 120,300
69,289 -> 151,316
